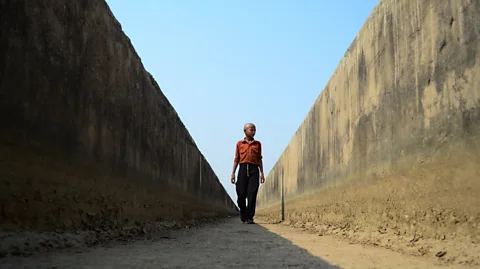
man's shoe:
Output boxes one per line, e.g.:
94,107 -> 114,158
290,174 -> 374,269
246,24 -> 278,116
247,219 -> 255,224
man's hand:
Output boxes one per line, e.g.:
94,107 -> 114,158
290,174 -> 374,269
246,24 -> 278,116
260,172 -> 265,184
231,174 -> 236,184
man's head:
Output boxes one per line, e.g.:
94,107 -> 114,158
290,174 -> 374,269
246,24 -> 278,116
244,123 -> 256,138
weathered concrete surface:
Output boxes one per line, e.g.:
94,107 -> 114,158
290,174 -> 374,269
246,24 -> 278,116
0,0 -> 236,241
257,0 -> 480,265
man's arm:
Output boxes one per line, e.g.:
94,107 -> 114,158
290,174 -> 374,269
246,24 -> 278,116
258,142 -> 265,183
231,142 -> 240,182
231,161 -> 239,176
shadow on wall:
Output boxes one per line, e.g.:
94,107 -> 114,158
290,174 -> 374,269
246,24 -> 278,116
0,0 -> 237,233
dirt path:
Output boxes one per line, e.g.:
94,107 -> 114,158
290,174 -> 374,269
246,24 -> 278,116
0,218 -> 475,269
260,221 -> 475,269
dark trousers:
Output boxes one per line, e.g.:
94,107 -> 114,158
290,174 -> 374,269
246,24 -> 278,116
236,163 -> 260,221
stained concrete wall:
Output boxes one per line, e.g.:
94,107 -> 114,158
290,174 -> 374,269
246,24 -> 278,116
257,0 -> 480,263
0,0 -> 237,232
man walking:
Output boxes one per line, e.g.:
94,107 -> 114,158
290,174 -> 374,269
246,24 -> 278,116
231,123 -> 265,224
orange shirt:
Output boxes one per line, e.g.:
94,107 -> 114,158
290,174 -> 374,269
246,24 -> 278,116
234,138 -> 262,166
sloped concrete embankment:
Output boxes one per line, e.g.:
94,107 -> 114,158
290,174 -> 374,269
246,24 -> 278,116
257,0 -> 480,265
0,0 -> 237,256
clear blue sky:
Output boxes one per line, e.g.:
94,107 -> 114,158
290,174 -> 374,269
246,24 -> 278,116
105,0 -> 378,201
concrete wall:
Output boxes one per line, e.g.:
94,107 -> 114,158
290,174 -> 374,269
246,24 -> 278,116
0,0 -> 237,232
257,0 -> 480,262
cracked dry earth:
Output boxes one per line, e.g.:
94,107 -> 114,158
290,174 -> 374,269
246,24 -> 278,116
0,218 -> 475,269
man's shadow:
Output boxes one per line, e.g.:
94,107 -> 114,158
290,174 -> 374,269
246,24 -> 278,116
227,220 -> 342,268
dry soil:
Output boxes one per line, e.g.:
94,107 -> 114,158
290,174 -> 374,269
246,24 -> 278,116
1,217 -> 477,269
